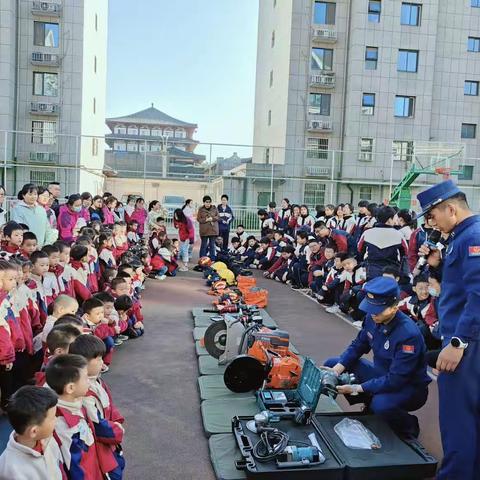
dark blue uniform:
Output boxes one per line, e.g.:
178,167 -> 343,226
325,310 -> 430,436
436,214 -> 480,480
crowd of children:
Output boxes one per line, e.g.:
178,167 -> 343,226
221,199 -> 444,358
0,185 -> 175,479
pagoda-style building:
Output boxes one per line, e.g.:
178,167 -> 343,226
105,104 -> 205,179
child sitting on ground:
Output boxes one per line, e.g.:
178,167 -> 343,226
69,335 -> 125,479
45,354 -> 103,479
309,246 -> 335,295
253,237 -> 276,270
66,245 -> 92,303
335,254 -> 367,319
151,239 -> 178,279
316,252 -> 345,306
94,292 -> 129,346
20,231 -> 38,257
264,245 -> 295,282
114,294 -> 144,338
241,236 -> 259,267
41,295 -> 79,344
0,385 -> 66,479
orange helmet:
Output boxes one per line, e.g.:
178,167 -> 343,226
198,256 -> 212,267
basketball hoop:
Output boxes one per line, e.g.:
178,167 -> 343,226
435,167 -> 452,180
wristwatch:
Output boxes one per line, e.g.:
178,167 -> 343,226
450,337 -> 469,349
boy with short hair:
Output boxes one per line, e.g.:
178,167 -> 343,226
65,245 -> 92,303
20,231 -> 38,257
253,237 -> 276,270
41,245 -> 63,306
69,335 -> 125,478
94,292 -> 129,345
317,252 -> 345,306
1,221 -> 24,256
0,385 -> 65,479
114,295 -> 144,338
399,275 -> 431,325
29,251 -> 49,326
235,224 -> 246,243
308,245 -> 335,295
46,354 -> 103,479
41,295 -> 79,343
265,245 -> 295,282
334,255 -> 367,318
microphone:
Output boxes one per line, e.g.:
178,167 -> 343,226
415,229 -> 443,269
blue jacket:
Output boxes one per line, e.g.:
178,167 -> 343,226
217,205 -> 234,232
439,215 -> 480,341
339,311 -> 431,394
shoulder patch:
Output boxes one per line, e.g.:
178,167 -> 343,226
469,246 -> 480,257
402,345 -> 415,354
367,331 -> 373,339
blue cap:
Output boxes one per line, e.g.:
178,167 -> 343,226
416,179 -> 462,217
359,277 -> 400,315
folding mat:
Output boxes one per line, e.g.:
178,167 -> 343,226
195,340 -> 209,356
194,316 -> 218,328
201,397 -> 259,436
192,308 -> 278,328
198,375 -> 254,401
198,355 -> 227,375
193,326 -> 207,341
209,434 -> 247,480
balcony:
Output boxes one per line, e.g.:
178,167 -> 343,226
32,1 -> 62,16
310,72 -> 335,88
307,119 -> 333,132
30,102 -> 60,115
29,152 -> 58,163
31,52 -> 61,67
305,166 -> 331,178
312,27 -> 337,43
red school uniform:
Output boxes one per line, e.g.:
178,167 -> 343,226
28,274 -> 48,327
12,286 -> 34,355
0,294 -> 15,366
69,261 -> 92,303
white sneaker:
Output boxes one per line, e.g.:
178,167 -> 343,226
155,274 -> 167,281
179,266 -> 189,272
325,305 -> 341,314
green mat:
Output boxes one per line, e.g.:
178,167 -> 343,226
195,341 -> 209,356
192,307 -> 213,318
194,326 -> 207,341
198,375 -> 254,401
201,397 -> 259,436
199,355 -> 227,375
209,434 -> 246,480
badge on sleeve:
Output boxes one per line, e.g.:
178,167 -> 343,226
469,246 -> 480,257
384,340 -> 389,350
402,345 -> 415,354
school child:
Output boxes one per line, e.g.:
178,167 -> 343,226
20,231 -> 38,257
41,295 -> 79,344
235,224 -> 246,244
45,354 -> 103,480
316,252 -> 345,306
41,245 -> 63,305
287,205 -> 301,236
97,232 -> 117,271
315,223 -> 349,254
253,237 -> 276,270
1,221 -> 24,256
127,220 -> 140,246
102,196 -> 118,227
152,239 -> 178,278
258,209 -> 275,238
228,237 -> 245,259
29,251 -> 49,326
94,292 -> 128,345
76,236 -> 100,294
296,205 -> 315,233
112,222 -> 129,261
69,335 -> 125,479
81,298 -> 115,370
323,204 -> 338,229
289,231 -> 310,289
0,385 -> 66,479
338,204 -> 356,235
309,246 -> 335,295
240,236 -> 258,267
335,254 -> 367,319
66,245 -> 92,303
114,294 -> 144,338
264,245 -> 295,282
267,201 -> 278,223
276,199 -> 292,231
399,274 -> 431,325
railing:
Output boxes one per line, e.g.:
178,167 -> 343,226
312,28 -> 337,42
30,102 -> 60,115
310,73 -> 336,88
31,52 -> 61,66
29,152 -> 58,163
32,1 -> 62,15
307,119 -> 333,132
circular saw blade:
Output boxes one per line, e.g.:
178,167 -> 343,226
203,319 -> 227,359
224,355 -> 266,393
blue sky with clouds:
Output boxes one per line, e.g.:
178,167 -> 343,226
107,0 -> 259,159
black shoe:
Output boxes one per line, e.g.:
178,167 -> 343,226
291,284 -> 302,290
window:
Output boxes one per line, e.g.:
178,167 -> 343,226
114,126 -> 126,135
151,144 -> 161,152
314,2 -> 336,24
139,127 -> 150,136
175,129 -> 185,138
459,165 -> 474,180
92,138 -> 99,156
472,0 -> 480,7
269,70 -> 273,87
368,1 -> 381,22
268,110 -> 272,126
33,72 -> 58,96
258,192 -> 274,206
398,49 -> 418,72
401,3 -> 421,26
465,80 -> 479,96
164,128 -> 173,137
34,22 -> 59,47
365,47 -> 378,70
139,142 -> 148,153
309,93 -> 331,115
468,37 -> 480,52
127,143 -> 138,152
311,48 -> 333,70
304,183 -> 326,206
359,186 -> 373,201
30,171 -> 56,184
307,138 -> 329,159
31,121 -> 56,145
114,142 -> 126,151
392,141 -> 414,162
362,93 -> 375,115
94,56 -> 97,73
461,123 -> 477,139
127,126 -> 138,135
271,30 -> 275,48
151,128 -> 162,136
395,96 -> 415,117
359,138 -> 374,161
93,97 -> 96,114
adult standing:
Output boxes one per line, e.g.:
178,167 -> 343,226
173,208 -> 195,271
47,181 -> 61,217
217,194 -> 234,251
182,199 -> 195,220
0,186 -> 6,225
11,183 -> 58,248
57,194 -> 82,244
148,200 -> 168,231
130,197 -> 147,237
197,195 -> 219,260
79,192 -> 92,224
124,195 -> 136,223
37,187 -> 57,230
89,195 -> 104,223
416,180 -> 480,479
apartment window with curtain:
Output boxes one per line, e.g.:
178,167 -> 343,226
309,93 -> 331,116
368,1 -> 381,22
33,72 -> 58,96
362,93 -> 375,115
398,49 -> 419,72
359,138 -> 374,161
314,2 -> 336,24
31,121 -> 56,144
365,47 -> 378,69
395,96 -> 415,117
401,3 -> 421,26
34,22 -> 59,47
311,48 -> 333,70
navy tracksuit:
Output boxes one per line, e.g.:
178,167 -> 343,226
325,311 -> 430,437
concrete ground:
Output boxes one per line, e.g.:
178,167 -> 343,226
106,268 -> 442,479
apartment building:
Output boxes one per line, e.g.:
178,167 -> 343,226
252,0 -> 480,208
0,0 -> 108,195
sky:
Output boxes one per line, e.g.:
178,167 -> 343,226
106,0 -> 259,161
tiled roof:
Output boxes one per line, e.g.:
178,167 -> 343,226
106,105 -> 197,128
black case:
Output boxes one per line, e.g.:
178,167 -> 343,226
313,413 -> 438,480
232,416 -> 345,480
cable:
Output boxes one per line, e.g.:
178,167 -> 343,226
252,428 -> 289,462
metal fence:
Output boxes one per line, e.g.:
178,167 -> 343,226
1,129 -> 479,214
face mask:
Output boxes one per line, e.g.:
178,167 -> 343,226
73,206 -> 82,213
428,287 -> 439,298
